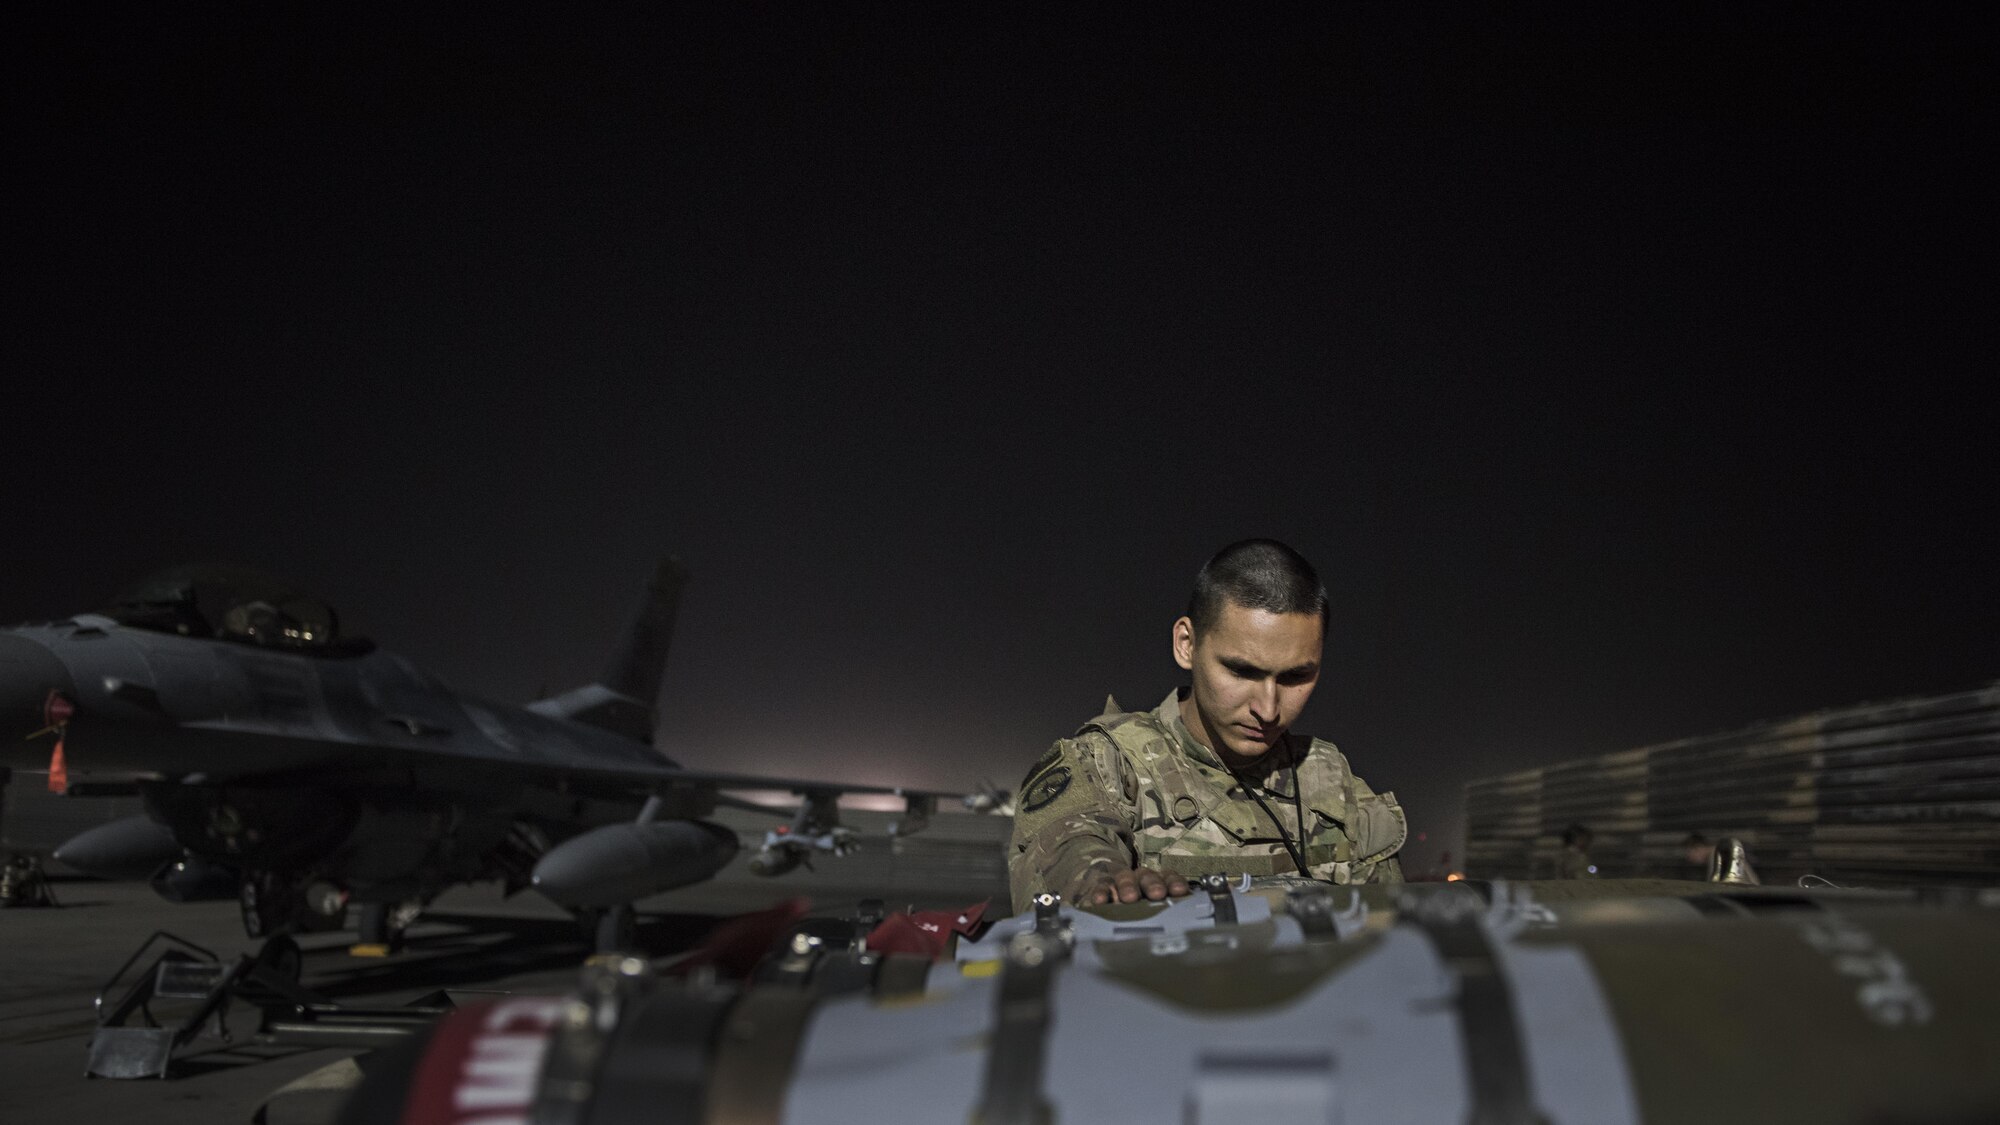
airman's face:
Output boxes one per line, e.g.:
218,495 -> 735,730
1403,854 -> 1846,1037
1173,602 -> 1323,761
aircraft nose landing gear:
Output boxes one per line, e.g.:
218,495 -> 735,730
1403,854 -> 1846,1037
239,873 -> 292,939
238,873 -> 354,939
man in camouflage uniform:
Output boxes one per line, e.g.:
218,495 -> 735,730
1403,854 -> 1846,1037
1558,824 -> 1597,879
1008,540 -> 1406,911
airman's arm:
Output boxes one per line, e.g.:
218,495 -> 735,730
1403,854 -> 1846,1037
1349,777 -> 1409,886
1006,734 -> 1141,912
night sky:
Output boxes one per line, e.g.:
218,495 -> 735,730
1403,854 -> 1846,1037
11,7 -> 1995,871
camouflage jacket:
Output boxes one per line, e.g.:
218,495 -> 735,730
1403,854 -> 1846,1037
1007,690 -> 1406,911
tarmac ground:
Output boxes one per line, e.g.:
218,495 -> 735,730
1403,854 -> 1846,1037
0,807 -> 1012,1124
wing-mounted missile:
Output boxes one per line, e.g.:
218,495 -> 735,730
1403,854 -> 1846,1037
748,787 -> 958,873
961,780 -> 1015,816
530,807 -> 740,909
52,815 -> 181,881
748,788 -> 855,877
52,816 -> 246,903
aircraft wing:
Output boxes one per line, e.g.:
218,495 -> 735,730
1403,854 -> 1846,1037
27,710 -> 966,819
641,766 -> 961,802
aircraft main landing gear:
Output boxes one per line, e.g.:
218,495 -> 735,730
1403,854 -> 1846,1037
239,874 -> 352,938
351,899 -> 423,957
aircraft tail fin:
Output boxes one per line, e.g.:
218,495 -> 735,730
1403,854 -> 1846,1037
527,557 -> 688,744
603,556 -> 688,707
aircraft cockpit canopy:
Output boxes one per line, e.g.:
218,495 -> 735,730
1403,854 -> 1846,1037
103,565 -> 369,653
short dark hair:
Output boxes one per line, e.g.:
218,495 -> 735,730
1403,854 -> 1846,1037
1187,539 -> 1328,636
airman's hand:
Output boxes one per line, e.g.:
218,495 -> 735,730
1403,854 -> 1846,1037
1087,867 -> 1191,904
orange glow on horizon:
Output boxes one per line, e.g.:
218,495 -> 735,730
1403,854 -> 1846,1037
727,789 -> 916,813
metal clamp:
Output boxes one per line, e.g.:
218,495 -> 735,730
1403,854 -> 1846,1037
1199,874 -> 1238,925
530,955 -> 657,1125
971,929 -> 1067,1125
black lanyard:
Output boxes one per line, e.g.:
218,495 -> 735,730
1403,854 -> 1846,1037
1230,738 -> 1315,879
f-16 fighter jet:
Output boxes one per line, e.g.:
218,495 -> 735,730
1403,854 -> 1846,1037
0,560 -> 948,951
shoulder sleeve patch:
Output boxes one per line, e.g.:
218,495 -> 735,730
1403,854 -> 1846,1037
1019,744 -> 1064,789
1020,766 -> 1074,813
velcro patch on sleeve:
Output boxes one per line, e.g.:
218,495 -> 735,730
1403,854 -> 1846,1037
1019,744 -> 1063,789
1020,766 -> 1074,813
1354,795 -> 1408,862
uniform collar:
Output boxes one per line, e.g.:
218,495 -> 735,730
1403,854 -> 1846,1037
1154,689 -> 1226,769
1155,688 -> 1301,781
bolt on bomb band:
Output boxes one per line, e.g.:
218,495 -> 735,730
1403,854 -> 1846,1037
1008,539 -> 1407,912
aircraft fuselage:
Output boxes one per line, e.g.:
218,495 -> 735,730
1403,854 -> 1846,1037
0,616 -> 702,913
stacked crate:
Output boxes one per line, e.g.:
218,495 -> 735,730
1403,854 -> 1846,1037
1464,682 -> 2000,886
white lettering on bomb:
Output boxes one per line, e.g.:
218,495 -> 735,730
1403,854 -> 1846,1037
449,998 -> 564,1118
1795,918 -> 1933,1027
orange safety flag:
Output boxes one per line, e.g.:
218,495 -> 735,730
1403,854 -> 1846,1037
47,737 -> 69,795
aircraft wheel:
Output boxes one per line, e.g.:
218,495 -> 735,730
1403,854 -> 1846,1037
256,934 -> 304,981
